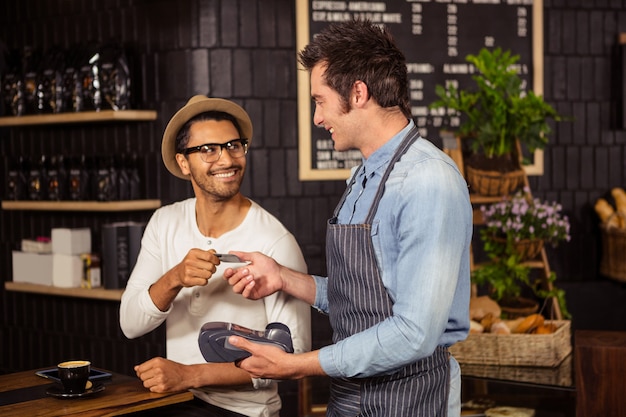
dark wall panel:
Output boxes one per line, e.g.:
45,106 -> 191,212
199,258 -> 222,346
0,2 -> 339,414
1,0 -> 626,414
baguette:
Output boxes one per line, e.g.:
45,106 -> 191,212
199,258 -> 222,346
611,187 -> 626,221
595,198 -> 622,228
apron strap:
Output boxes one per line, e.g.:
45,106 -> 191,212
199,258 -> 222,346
331,164 -> 364,221
364,127 -> 421,224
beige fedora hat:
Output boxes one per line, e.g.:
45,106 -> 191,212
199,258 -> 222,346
161,95 -> 253,180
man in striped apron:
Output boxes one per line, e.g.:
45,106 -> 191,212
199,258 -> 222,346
225,19 -> 473,416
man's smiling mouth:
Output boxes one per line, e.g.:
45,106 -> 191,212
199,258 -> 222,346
213,170 -> 237,178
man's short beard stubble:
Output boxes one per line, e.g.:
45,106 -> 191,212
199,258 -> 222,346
190,164 -> 245,202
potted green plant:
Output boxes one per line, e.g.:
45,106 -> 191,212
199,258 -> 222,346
471,251 -> 570,319
429,47 -> 563,195
473,188 -> 571,318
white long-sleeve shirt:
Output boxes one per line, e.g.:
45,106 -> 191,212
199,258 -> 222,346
120,198 -> 311,417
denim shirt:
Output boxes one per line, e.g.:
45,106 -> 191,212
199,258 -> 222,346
313,121 -> 473,378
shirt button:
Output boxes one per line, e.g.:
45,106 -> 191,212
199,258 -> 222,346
194,291 -> 200,298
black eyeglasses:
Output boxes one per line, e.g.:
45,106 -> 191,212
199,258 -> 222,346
182,139 -> 249,163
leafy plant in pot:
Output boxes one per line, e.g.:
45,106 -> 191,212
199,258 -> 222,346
429,47 -> 563,196
472,189 -> 572,319
471,249 -> 570,319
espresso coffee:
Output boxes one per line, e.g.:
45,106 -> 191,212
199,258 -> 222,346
58,360 -> 91,394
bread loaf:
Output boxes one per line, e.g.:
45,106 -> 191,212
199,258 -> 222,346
469,320 -> 484,334
612,187 -> 626,217
594,198 -> 622,228
480,313 -> 498,333
469,295 -> 501,321
533,322 -> 557,334
513,313 -> 544,334
503,317 -> 525,331
490,320 -> 511,334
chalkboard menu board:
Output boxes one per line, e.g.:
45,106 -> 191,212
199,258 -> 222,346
296,0 -> 543,181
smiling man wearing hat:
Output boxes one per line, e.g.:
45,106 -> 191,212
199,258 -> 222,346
119,95 -> 311,417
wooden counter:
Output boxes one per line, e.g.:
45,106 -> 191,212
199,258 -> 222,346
0,367 -> 193,416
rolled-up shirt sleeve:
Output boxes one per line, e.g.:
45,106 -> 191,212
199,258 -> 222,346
312,275 -> 329,314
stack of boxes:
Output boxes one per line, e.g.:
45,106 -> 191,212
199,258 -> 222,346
12,238 -> 54,285
51,228 -> 92,288
12,228 -> 99,288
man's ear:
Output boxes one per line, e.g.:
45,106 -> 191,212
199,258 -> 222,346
176,153 -> 191,176
352,80 -> 369,108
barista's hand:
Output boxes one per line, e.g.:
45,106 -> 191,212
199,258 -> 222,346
229,336 -> 298,380
223,251 -> 283,300
229,336 -> 325,380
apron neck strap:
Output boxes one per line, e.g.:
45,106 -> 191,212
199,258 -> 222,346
364,127 -> 420,224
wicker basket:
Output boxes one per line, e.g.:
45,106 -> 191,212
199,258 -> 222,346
490,236 -> 545,261
450,320 -> 572,367
459,354 -> 573,387
466,165 -> 525,197
600,223 -> 626,282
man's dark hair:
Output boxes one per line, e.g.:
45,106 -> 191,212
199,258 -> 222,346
298,19 -> 411,119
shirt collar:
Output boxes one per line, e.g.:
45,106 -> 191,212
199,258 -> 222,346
360,119 -> 414,179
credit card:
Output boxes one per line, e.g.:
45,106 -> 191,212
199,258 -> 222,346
216,253 -> 243,263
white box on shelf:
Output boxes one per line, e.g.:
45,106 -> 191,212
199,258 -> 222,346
51,228 -> 92,255
12,251 -> 53,286
21,238 -> 52,253
52,253 -> 83,288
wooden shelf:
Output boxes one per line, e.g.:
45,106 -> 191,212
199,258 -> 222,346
0,110 -> 157,126
2,199 -> 161,212
4,281 -> 123,301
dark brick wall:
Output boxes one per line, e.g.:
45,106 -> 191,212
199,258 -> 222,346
0,1 -> 340,414
539,0 -> 626,285
531,0 -> 626,335
1,0 -> 626,413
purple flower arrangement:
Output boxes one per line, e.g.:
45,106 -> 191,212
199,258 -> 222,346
480,188 -> 571,247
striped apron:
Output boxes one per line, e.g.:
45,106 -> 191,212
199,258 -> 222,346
325,128 -> 450,416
